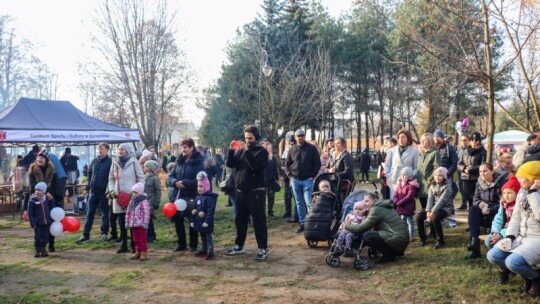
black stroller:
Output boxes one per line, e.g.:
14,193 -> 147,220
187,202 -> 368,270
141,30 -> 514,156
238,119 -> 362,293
303,173 -> 352,248
325,189 -> 380,270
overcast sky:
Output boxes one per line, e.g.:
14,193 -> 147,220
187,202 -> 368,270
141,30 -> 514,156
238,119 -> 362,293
2,0 -> 354,125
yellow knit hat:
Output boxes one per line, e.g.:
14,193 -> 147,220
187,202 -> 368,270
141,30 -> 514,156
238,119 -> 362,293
516,161 -> 540,181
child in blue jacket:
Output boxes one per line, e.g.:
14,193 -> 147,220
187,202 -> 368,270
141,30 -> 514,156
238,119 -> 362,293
190,172 -> 218,260
28,182 -> 55,258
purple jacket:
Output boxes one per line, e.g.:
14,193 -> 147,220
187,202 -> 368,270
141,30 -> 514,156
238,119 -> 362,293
393,180 -> 417,216
125,195 -> 151,229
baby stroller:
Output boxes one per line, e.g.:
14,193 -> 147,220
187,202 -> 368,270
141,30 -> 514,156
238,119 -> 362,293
304,173 -> 351,248
325,189 -> 380,270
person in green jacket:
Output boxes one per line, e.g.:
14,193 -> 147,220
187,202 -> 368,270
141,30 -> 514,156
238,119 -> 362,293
346,193 -> 410,264
143,160 -> 161,242
417,133 -> 441,210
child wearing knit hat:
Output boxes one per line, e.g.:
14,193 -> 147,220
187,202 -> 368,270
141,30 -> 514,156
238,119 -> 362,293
143,160 -> 161,243
416,167 -> 453,249
485,176 -> 520,252
332,200 -> 369,257
125,182 -> 151,261
28,182 -> 55,258
190,171 -> 218,260
393,167 -> 419,242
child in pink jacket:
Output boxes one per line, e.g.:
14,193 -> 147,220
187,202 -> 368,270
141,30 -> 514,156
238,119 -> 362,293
393,167 -> 419,242
126,182 -> 151,261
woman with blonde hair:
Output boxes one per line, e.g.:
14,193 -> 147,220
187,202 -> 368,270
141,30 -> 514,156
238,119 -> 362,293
416,133 -> 441,209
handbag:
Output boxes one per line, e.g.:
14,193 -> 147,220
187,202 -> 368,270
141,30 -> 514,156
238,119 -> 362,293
220,174 -> 234,193
117,191 -> 131,208
114,168 -> 131,209
272,180 -> 281,192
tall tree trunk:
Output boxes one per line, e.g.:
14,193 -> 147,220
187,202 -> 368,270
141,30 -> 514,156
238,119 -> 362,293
482,0 -> 495,164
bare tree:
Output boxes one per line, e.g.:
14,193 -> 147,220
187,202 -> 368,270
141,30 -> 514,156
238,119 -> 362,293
89,0 -> 193,147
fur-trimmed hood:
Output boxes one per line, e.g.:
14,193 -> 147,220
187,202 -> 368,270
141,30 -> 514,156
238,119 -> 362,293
29,161 -> 55,187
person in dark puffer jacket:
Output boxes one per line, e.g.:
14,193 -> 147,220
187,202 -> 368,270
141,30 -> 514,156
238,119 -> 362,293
28,182 -> 55,258
190,172 -> 218,260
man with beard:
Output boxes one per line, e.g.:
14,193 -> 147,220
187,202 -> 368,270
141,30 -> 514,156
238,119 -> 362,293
225,125 -> 269,260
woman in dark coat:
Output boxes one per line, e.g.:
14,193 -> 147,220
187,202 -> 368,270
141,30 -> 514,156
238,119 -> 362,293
466,163 -> 505,259
360,148 -> 371,183
28,149 -> 62,253
167,138 -> 205,252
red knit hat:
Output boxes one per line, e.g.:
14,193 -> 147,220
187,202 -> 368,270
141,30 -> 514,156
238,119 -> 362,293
502,176 -> 520,194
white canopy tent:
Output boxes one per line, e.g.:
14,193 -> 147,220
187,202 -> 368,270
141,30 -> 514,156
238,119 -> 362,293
482,130 -> 530,145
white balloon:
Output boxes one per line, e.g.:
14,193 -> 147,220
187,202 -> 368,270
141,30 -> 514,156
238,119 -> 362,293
49,221 -> 63,237
50,207 -> 65,221
454,121 -> 462,132
174,199 -> 187,211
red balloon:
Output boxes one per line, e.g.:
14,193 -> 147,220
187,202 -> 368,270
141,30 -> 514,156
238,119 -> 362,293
61,217 -> 72,231
61,216 -> 81,233
162,202 -> 177,217
68,217 -> 80,232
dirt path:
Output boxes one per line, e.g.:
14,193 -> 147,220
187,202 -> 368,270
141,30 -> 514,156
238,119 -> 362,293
0,212 -> 397,304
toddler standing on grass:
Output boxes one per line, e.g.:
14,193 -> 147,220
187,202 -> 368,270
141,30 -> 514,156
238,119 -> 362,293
393,167 -> 419,242
191,172 -> 218,260
28,182 -> 55,258
126,182 -> 151,261
143,160 -> 161,242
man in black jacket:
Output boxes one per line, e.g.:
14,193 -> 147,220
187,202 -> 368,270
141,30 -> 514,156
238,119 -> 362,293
225,125 -> 269,260
76,143 -> 112,244
285,129 -> 321,233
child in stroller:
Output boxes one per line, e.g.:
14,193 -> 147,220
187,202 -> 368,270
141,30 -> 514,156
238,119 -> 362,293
332,200 -> 368,257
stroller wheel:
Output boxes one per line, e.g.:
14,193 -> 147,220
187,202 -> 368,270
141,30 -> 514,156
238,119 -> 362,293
368,247 -> 379,259
307,240 -> 318,248
354,257 -> 369,270
326,255 -> 340,267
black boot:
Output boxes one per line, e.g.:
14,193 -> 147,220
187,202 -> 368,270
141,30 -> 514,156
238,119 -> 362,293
528,275 -> 540,297
498,269 -> 511,285
117,242 -> 129,254
34,247 -> 41,258
49,243 -> 55,253
40,247 -> 49,257
465,238 -> 481,259
434,240 -> 445,249
520,275 -> 532,293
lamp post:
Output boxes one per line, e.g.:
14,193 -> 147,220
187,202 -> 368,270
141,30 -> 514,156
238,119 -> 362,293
258,50 -> 272,138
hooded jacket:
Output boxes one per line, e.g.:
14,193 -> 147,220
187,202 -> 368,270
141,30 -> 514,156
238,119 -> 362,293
227,144 -> 268,192
191,192 -> 218,233
346,199 -> 409,253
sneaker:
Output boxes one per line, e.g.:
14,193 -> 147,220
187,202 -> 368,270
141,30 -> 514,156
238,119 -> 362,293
448,220 -> 457,228
101,234 -> 109,242
225,244 -> 245,255
295,224 -> 304,233
255,248 -> 268,260
76,236 -> 90,244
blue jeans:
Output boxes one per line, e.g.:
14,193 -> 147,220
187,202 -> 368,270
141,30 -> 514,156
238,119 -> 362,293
487,247 -> 540,279
291,177 -> 314,225
401,215 -> 414,239
83,192 -> 110,238
200,232 -> 214,256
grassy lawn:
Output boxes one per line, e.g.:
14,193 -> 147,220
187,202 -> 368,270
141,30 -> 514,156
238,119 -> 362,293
0,187 -> 535,303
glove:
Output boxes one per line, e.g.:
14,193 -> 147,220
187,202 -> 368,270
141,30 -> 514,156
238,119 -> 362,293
190,222 -> 194,228
202,222 -> 208,228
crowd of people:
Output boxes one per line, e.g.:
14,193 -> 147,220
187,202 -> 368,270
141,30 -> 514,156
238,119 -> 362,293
20,125 -> 540,297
